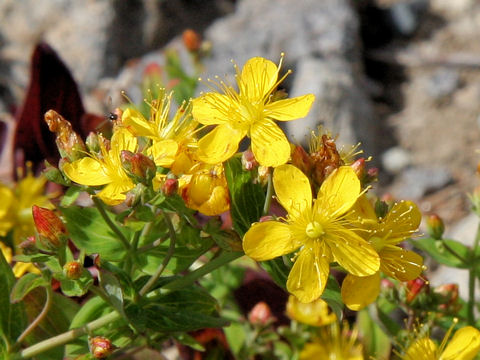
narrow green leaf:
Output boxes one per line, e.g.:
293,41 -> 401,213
10,273 -> 49,303
412,237 -> 470,268
321,276 -> 344,320
357,309 -> 391,359
60,186 -> 82,207
98,270 -> 125,317
224,322 -> 246,356
58,269 -> 93,297
261,257 -> 290,290
60,206 -> 128,261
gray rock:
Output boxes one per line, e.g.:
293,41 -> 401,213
393,166 -> 453,200
427,68 -> 461,100
389,0 -> 429,37
382,147 -> 411,174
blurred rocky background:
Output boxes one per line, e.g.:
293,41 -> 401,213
1,0 -> 480,295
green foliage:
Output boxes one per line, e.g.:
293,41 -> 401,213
412,237 -> 470,268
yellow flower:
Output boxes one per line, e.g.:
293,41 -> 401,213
0,170 -> 52,245
403,325 -> 480,360
63,127 -> 137,205
243,164 -> 380,303
299,321 -> 364,360
192,55 -> 315,167
286,295 -> 336,327
341,195 -> 423,310
122,90 -> 197,168
0,242 -> 40,278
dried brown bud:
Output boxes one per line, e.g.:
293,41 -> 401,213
45,110 -> 86,161
32,206 -> 67,249
89,336 -> 114,359
120,151 -> 156,182
63,261 -> 83,280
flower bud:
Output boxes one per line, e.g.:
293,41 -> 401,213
350,157 -> 365,179
406,277 -> 429,304
44,110 -> 86,161
162,178 -> 178,196
434,283 -> 459,312
63,261 -> 83,280
182,29 -> 202,52
32,206 -> 67,250
241,149 -> 258,171
121,150 -> 156,183
426,214 -> 445,240
248,301 -> 273,325
89,336 -> 114,359
19,236 -> 38,255
86,132 -> 101,153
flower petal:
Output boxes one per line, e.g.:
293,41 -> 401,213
382,200 -> 421,245
326,228 -> 380,276
240,57 -> 278,102
317,166 -> 360,218
148,139 -> 178,167
442,326 -> 480,360
197,124 -> 245,164
404,338 -> 437,360
243,221 -> 299,261
341,272 -> 380,311
380,246 -> 423,281
122,107 -> 157,138
273,164 -> 312,218
97,180 -> 133,206
111,127 -> 138,154
192,93 -> 232,125
251,119 -> 290,167
63,157 -> 111,186
265,94 -> 315,121
287,245 -> 330,303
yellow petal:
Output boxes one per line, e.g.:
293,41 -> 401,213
380,246 -> 423,281
240,57 -> 278,102
300,343 -> 329,360
350,194 -> 377,222
341,273 -> 380,311
442,326 -> 480,360
0,187 -> 14,218
192,93 -> 231,125
63,157 -> 111,186
326,228 -> 380,276
404,338 -> 437,360
148,139 -> 178,167
273,164 -> 312,218
197,124 -> 245,164
13,262 -> 40,278
122,107 -> 157,138
382,200 -> 421,244
251,119 -> 290,167
317,166 -> 360,217
0,242 -> 13,264
265,94 -> 315,121
287,245 -> 330,303
96,180 -> 133,206
197,185 -> 230,216
286,295 -> 336,326
243,221 -> 299,261
111,127 -> 138,154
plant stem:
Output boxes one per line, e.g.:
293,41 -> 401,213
139,210 -> 177,297
163,250 -> 243,292
467,221 -> 480,325
91,196 -> 130,250
442,241 -> 468,263
19,311 -> 121,359
16,286 -> 53,345
262,170 -> 273,216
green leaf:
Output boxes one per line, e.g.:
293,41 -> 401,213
357,309 -> 391,359
98,270 -> 125,317
58,269 -> 93,297
60,206 -> 129,261
13,254 -> 51,263
224,322 -> 246,357
173,333 -> 205,352
0,248 -> 27,350
412,237 -> 470,268
260,256 -> 291,290
60,186 -> 82,207
10,273 -> 49,303
321,276 -> 344,320
224,157 -> 266,236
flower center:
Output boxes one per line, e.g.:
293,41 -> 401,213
370,236 -> 385,252
305,221 -> 324,239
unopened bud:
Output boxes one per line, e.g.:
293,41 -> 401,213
45,110 -> 86,161
86,132 -> 101,153
367,167 -> 379,180
351,158 -> 365,179
43,162 -> 70,186
406,277 -> 429,304
259,216 -> 274,222
426,214 -> 445,240
248,301 -> 273,325
182,29 -> 202,52
162,178 -> 178,196
121,150 -> 156,183
19,236 -> 38,255
434,283 -> 459,311
242,149 -> 258,171
89,336 -> 114,359
63,261 -> 83,280
32,206 -> 67,250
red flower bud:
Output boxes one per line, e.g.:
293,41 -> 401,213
32,206 -> 67,250
242,149 -> 258,170
89,336 -> 114,359
63,261 -> 83,280
426,214 -> 445,240
406,277 -> 429,303
182,29 -> 202,52
248,301 -> 273,325
19,236 -> 38,255
120,151 -> 156,182
162,178 -> 179,196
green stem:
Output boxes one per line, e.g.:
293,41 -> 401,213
19,311 -> 121,359
262,170 -> 273,216
467,222 -> 480,325
139,210 -> 177,297
16,286 -> 53,345
163,250 -> 243,292
136,234 -> 169,254
91,197 -> 130,250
